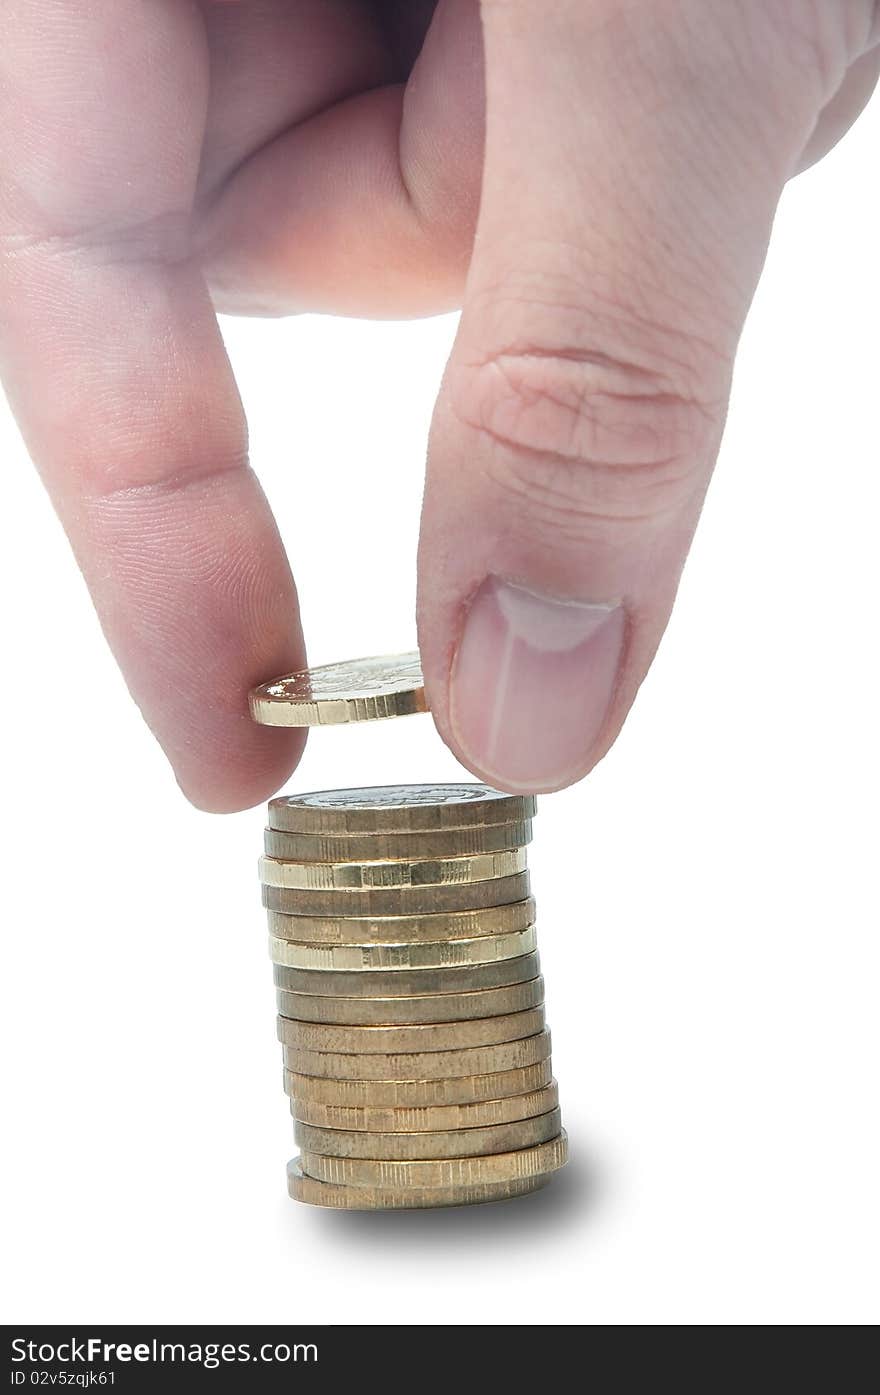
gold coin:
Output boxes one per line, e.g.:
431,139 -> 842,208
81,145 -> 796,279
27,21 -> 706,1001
287,1158 -> 551,1210
268,926 -> 537,971
272,951 -> 541,998
250,653 -> 427,727
299,1131 -> 568,1189
294,1107 -> 562,1161
266,898 -> 536,946
259,847 -> 527,890
277,1006 -> 545,1054
291,1080 -> 560,1132
262,871 -> 530,916
264,821 -> 533,864
276,975 -> 544,1025
282,1028 -> 552,1080
268,784 -> 537,835
285,1058 -> 553,1107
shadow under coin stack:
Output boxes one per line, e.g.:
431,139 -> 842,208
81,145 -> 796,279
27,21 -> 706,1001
250,658 -> 567,1210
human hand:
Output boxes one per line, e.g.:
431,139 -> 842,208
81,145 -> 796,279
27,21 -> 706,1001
1,1 -> 876,809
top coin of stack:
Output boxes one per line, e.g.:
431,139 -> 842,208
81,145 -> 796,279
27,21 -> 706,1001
259,782 -> 567,1209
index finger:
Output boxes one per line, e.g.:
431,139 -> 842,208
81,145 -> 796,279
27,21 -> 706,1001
0,0 -> 305,810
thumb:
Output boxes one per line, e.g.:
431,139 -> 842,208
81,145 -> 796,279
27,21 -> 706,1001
418,0 -> 864,791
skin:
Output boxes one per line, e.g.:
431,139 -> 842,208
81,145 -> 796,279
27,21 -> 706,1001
0,0 -> 877,811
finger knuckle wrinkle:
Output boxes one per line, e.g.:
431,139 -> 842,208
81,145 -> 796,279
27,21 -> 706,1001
0,211 -> 192,269
454,347 -> 720,522
86,447 -> 249,506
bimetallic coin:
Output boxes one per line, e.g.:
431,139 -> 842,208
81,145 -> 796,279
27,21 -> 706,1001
272,952 -> 541,999
262,870 -> 530,916
268,784 -> 537,835
294,1107 -> 562,1161
290,1080 -> 560,1132
264,821 -> 533,864
287,1158 -> 550,1210
284,1058 -> 553,1108
250,653 -> 427,727
282,1028 -> 552,1080
299,1131 -> 568,1189
258,847 -> 527,890
266,898 -> 536,946
277,1007 -> 545,1054
268,926 -> 537,971
275,975 -> 545,1025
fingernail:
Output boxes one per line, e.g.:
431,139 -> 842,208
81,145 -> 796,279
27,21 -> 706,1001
449,578 -> 625,789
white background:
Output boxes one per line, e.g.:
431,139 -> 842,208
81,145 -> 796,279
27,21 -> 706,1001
1,89 -> 877,1327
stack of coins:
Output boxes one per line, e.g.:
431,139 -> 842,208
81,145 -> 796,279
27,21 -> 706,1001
250,653 -> 568,1210
260,784 -> 567,1209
